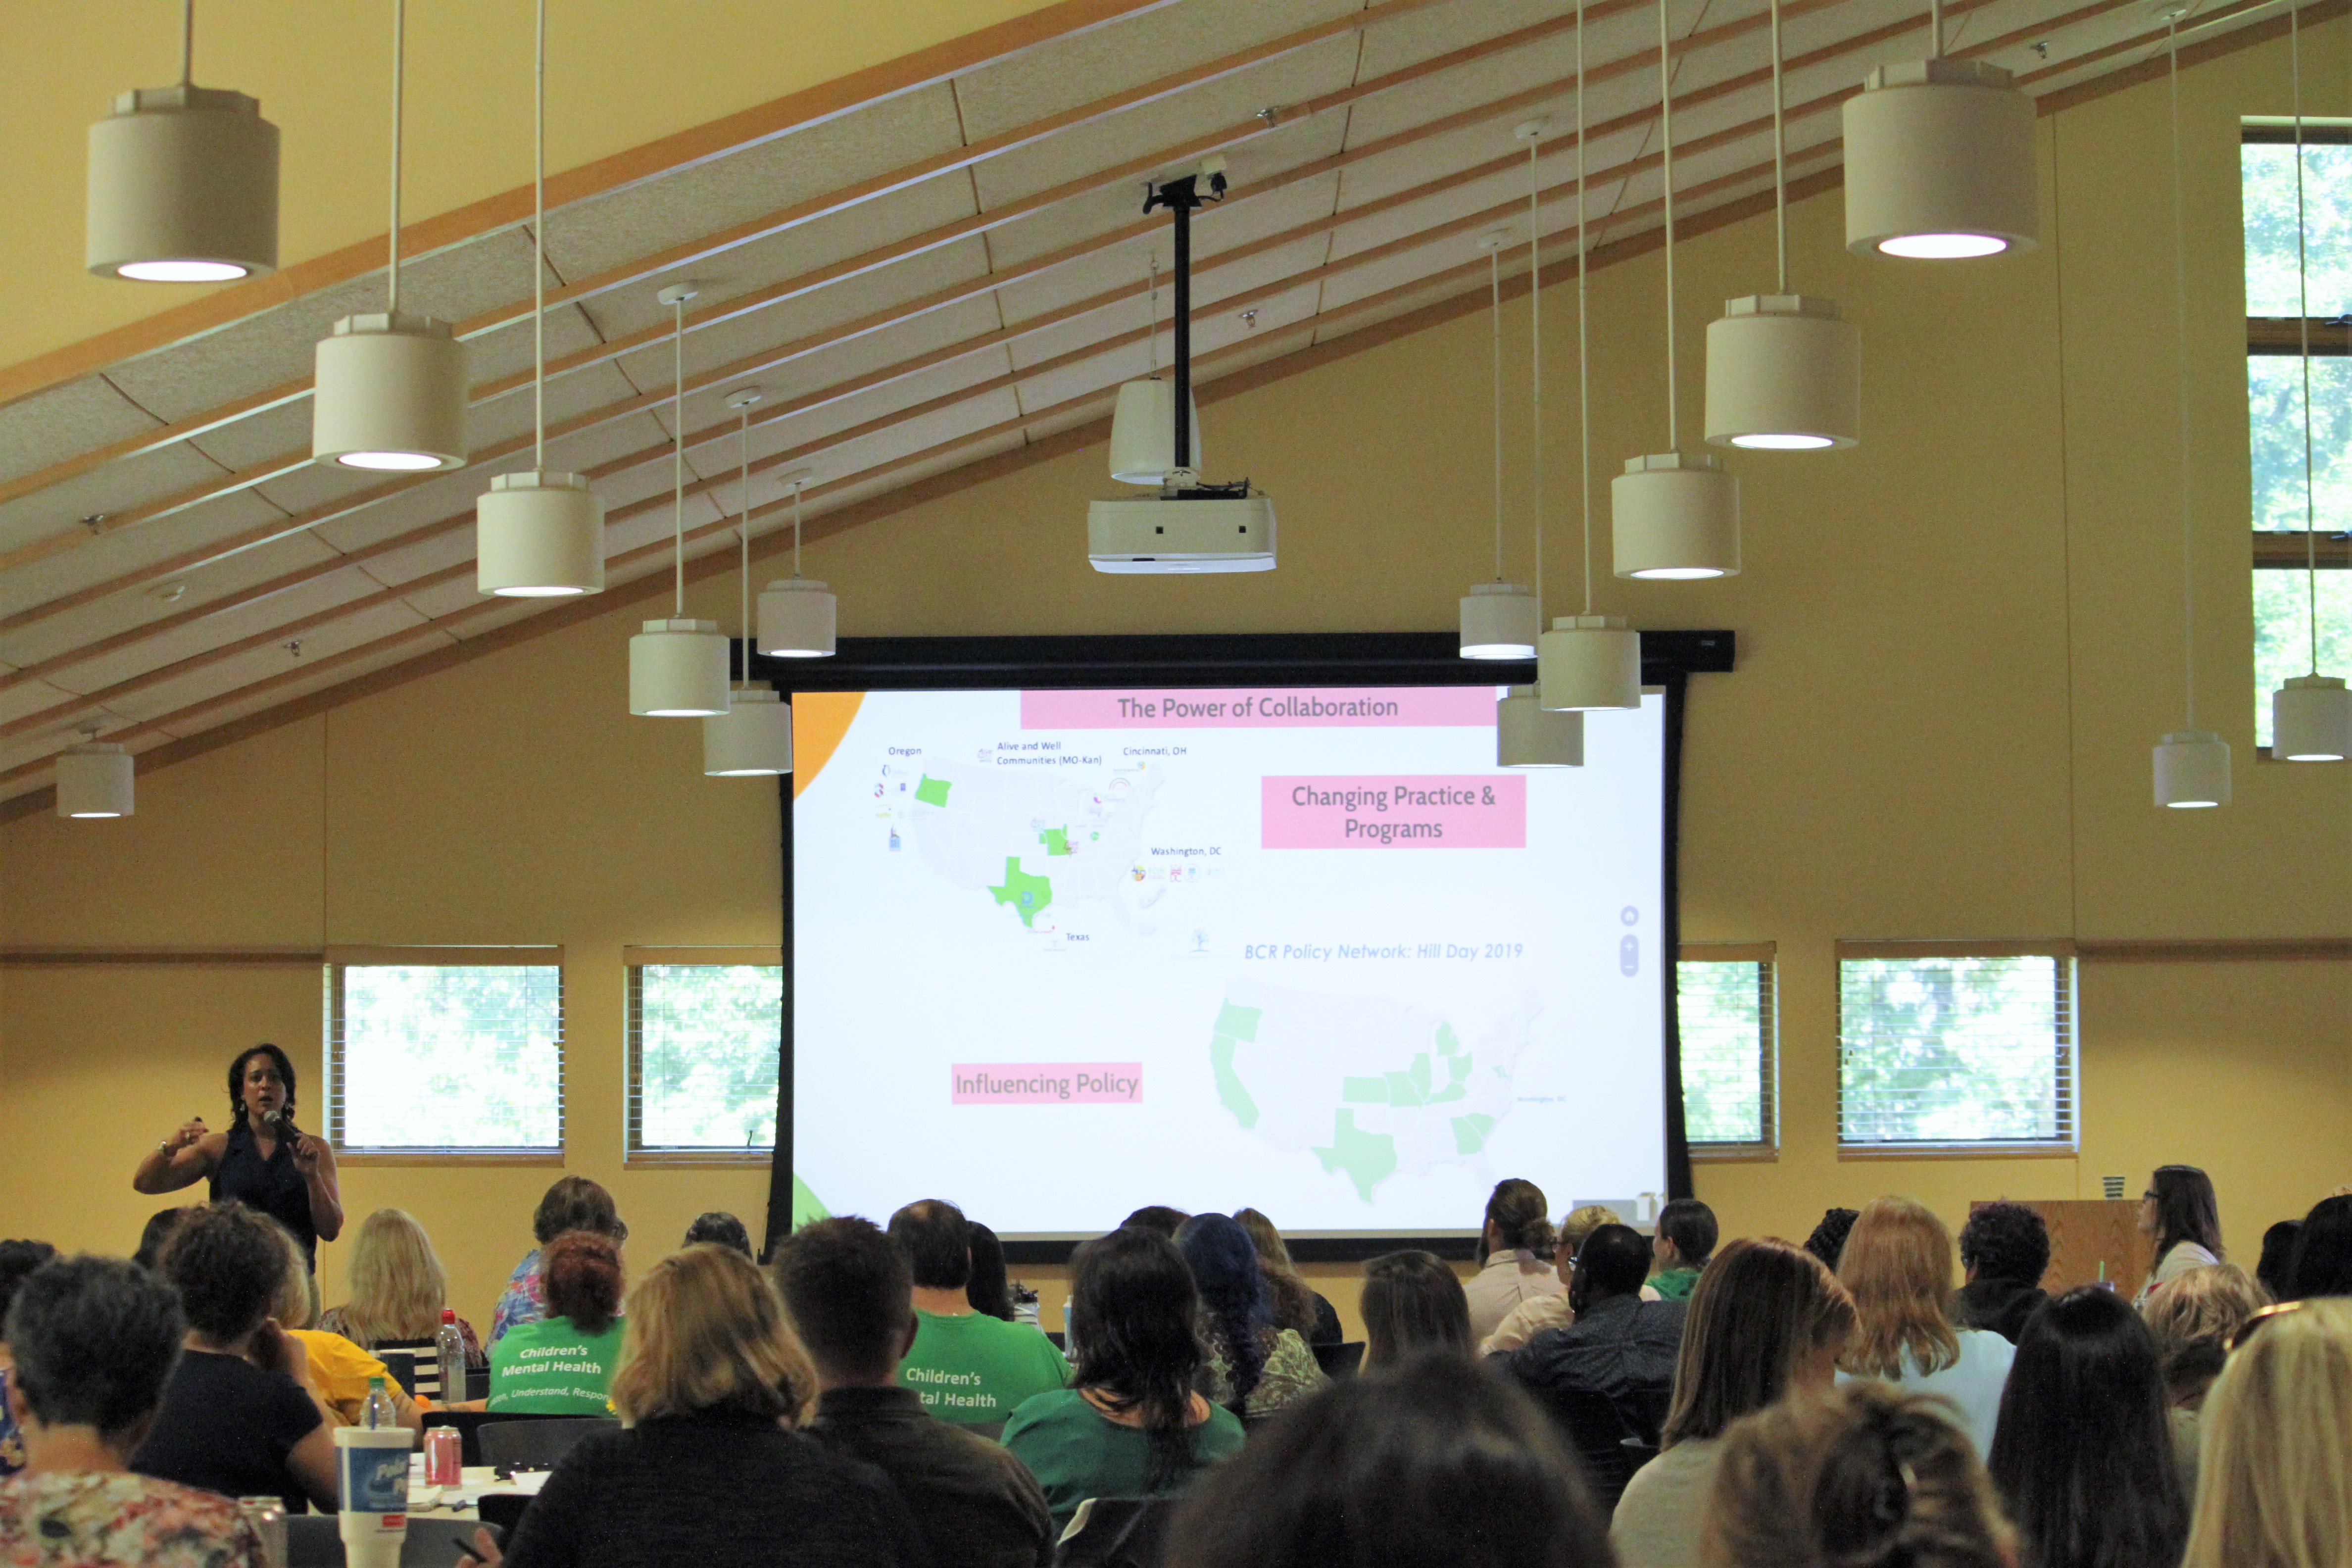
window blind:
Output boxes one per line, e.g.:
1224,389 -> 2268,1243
326,951 -> 564,1155
1835,943 -> 2076,1151
1676,944 -> 1777,1151
624,950 -> 783,1161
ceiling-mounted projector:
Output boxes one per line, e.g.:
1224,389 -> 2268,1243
1089,160 -> 1275,575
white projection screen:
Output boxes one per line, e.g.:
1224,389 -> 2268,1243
777,636 -> 1715,1254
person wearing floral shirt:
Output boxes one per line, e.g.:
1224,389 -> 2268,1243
491,1177 -> 627,1347
0,1256 -> 262,1567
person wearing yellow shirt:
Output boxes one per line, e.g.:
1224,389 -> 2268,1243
268,1223 -> 425,1434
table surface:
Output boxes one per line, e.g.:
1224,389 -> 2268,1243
405,1463 -> 545,1522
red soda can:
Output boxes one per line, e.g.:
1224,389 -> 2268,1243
425,1425 -> 462,1486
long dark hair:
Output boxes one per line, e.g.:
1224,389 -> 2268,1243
1986,1287 -> 2187,1568
2148,1165 -> 2223,1265
1480,1179 -> 1555,1263
2286,1194 -> 2352,1300
226,1044 -> 300,1133
1361,1251 -> 1472,1366
1661,1239 -> 1855,1447
965,1221 -> 1015,1321
1176,1214 -> 1269,1412
1069,1227 -> 1206,1488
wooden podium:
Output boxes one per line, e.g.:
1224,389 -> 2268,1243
1969,1199 -> 2151,1298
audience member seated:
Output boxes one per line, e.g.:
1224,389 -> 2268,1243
1361,1252 -> 1474,1368
1480,1206 -> 1628,1356
1504,1223 -> 1686,1510
1176,1214 -> 1324,1421
468,1245 -> 926,1568
1234,1209 -> 1341,1346
2181,1297 -> 2352,1568
1704,1382 -> 2017,1568
1464,1179 -> 1563,1343
1162,1354 -> 1614,1568
2137,1164 -> 2225,1304
1611,1238 -> 1853,1568
1118,1207 -> 1190,1238
0,1241 -> 59,1478
133,1202 -> 337,1513
773,1217 -> 1053,1568
682,1211 -> 753,1258
2254,1219 -> 2302,1301
0,1255 -> 268,1568
269,1223 -> 423,1433
1803,1207 -> 1860,1274
887,1200 -> 1069,1428
2284,1193 -> 2352,1299
133,1210 -> 188,1274
2139,1262 -> 2268,1494
317,1207 -> 486,1383
1834,1196 -> 2015,1457
1000,1227 -> 1245,1533
1953,1201 -> 2051,1344
1648,1200 -> 1716,1302
965,1222 -> 1017,1322
488,1230 -> 626,1415
493,1176 -> 627,1348
1987,1286 -> 2187,1568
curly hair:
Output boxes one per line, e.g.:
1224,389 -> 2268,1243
1806,1209 -> 1861,1273
1176,1213 -> 1270,1413
160,1202 -> 290,1343
2140,1262 -> 2268,1403
226,1044 -> 300,1129
532,1176 -> 626,1247
541,1230 -> 625,1336
1957,1202 -> 2050,1286
5,1256 -> 187,1448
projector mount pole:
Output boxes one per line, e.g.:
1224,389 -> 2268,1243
1143,161 -> 1226,490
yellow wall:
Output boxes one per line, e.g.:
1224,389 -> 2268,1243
3,29 -> 2349,1341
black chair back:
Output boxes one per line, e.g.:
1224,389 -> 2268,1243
422,1409 -> 605,1467
1527,1384 -> 1648,1513
372,1344 -> 424,1399
478,1416 -> 615,1474
1309,1340 -> 1366,1378
1054,1498 -> 1175,1568
286,1517 -> 501,1566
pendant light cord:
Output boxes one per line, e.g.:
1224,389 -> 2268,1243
1578,0 -> 1594,617
793,478 -> 806,578
1529,139 -> 1544,624
671,293 -> 686,618
738,408 -> 752,692
532,0 -> 546,471
1659,0 -> 1678,452
2169,17 -> 2196,730
1770,0 -> 1787,295
388,0 -> 404,318
1148,258 -> 1160,376
1490,248 -> 1505,583
1930,0 -> 1943,57
2293,3 -> 2318,675
181,0 -> 194,86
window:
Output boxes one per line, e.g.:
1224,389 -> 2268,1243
1675,944 -> 1776,1154
1836,943 -> 2076,1152
327,950 -> 564,1155
2242,124 -> 2352,748
626,948 -> 782,1161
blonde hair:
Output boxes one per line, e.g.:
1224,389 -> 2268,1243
338,1209 -> 450,1345
607,1244 -> 815,1427
2181,1298 -> 2352,1568
2140,1263 -> 2269,1405
267,1224 -> 313,1330
1838,1197 -> 1960,1379
1704,1382 -> 2015,1568
1558,1205 -> 1622,1255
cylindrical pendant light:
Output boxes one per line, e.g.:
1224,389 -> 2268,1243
1461,234 -> 1538,660
1616,0 -> 1739,580
2155,732 -> 2230,809
56,733 -> 135,819
705,390 -> 793,776
629,286 -> 729,718
1498,686 -> 1584,767
1707,0 -> 1859,449
312,0 -> 468,473
1842,0 -> 2036,260
758,470 -> 837,657
88,2 -> 278,282
478,0 -> 602,595
2275,675 -> 2352,760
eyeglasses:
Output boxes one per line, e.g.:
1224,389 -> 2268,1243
2226,1300 -> 2308,1355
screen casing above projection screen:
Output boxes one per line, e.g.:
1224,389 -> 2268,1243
760,634 -> 1731,1263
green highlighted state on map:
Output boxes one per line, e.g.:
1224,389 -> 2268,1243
1313,1111 -> 1399,1201
1451,1113 -> 1496,1155
1039,827 -> 1073,856
1210,1035 -> 1259,1129
915,775 -> 952,806
987,858 -> 1053,927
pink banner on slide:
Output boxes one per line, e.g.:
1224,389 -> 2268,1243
1019,686 -> 1496,729
1263,775 -> 1526,849
951,1064 -> 1144,1103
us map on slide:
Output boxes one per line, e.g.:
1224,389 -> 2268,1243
791,686 -> 1668,1236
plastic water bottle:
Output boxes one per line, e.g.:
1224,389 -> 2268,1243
361,1374 -> 396,1430
435,1308 -> 465,1404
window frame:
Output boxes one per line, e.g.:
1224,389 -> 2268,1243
323,946 -> 567,1165
1675,942 -> 1779,1161
623,945 -> 784,1168
1833,940 -> 2080,1159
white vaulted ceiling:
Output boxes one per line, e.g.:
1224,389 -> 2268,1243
0,0 -> 2296,811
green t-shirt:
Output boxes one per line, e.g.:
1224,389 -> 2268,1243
486,1314 -> 626,1414
1000,1389 -> 1247,1531
896,1309 -> 1071,1426
1650,1267 -> 1703,1301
